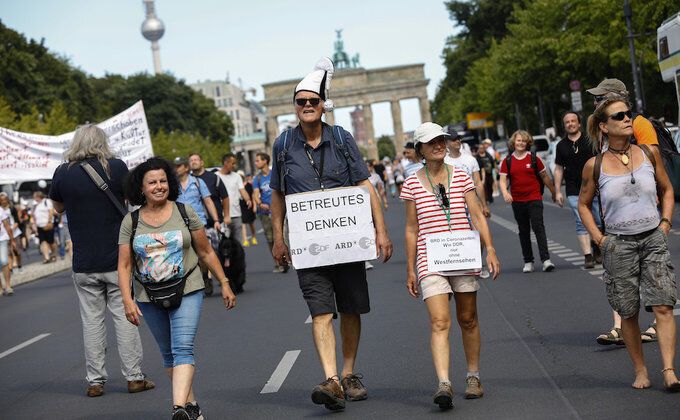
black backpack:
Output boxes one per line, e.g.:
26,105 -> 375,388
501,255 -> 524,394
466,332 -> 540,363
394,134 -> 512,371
504,151 -> 545,195
632,115 -> 680,201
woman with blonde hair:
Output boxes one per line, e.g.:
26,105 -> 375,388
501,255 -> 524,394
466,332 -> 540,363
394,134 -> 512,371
578,98 -> 679,391
499,130 -> 557,273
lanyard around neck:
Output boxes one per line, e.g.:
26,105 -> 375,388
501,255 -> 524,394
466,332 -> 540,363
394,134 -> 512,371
304,142 -> 325,190
425,164 -> 452,229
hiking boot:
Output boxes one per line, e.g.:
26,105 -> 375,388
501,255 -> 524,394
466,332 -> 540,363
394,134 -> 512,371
311,378 -> 345,411
87,383 -> 104,397
542,259 -> 555,272
341,373 -> 367,401
203,277 -> 213,296
128,378 -> 155,393
522,262 -> 534,273
185,402 -> 204,420
584,254 -> 596,269
171,406 -> 190,420
465,376 -> 484,399
433,381 -> 453,409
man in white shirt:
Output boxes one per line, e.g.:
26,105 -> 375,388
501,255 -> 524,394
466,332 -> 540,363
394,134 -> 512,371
402,142 -> 423,179
0,195 -> 17,295
32,191 -> 57,263
216,153 -> 253,241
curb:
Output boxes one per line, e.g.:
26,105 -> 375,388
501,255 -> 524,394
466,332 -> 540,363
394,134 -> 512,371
8,259 -> 72,288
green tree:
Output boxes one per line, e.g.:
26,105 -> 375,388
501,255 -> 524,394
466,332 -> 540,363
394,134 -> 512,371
377,135 -> 396,160
0,96 -> 17,127
151,130 -> 229,167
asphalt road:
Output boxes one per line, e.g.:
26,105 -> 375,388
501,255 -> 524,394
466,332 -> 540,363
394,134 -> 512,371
1,193 -> 679,419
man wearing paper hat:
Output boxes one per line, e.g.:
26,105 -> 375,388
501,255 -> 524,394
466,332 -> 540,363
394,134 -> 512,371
269,57 -> 393,411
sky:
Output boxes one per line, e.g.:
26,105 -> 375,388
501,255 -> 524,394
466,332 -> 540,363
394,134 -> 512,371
1,0 -> 456,136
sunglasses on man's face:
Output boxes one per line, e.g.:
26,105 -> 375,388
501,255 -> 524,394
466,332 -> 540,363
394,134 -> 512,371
295,98 -> 321,107
607,110 -> 632,121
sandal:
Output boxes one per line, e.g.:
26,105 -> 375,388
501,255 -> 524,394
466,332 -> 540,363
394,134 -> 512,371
641,323 -> 657,343
662,368 -> 680,392
596,327 -> 624,345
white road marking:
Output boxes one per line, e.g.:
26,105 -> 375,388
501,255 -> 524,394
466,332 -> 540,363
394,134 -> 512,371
0,333 -> 51,360
588,269 -> 606,276
564,256 -> 584,262
305,315 -> 312,324
261,350 -> 301,394
554,252 -> 580,258
548,245 -> 566,250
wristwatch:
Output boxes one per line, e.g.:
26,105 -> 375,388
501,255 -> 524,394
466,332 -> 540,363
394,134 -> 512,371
660,217 -> 672,228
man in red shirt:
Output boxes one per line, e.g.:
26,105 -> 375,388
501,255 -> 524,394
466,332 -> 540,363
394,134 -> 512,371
499,130 -> 557,273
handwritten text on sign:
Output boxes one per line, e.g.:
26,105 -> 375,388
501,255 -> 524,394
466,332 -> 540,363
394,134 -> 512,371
286,186 -> 375,269
426,230 -> 482,274
0,101 -> 154,183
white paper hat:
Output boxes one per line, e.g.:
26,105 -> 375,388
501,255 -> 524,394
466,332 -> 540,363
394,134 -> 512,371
294,57 -> 335,112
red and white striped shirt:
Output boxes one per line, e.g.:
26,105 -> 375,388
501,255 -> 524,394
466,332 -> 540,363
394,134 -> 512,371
400,166 -> 477,283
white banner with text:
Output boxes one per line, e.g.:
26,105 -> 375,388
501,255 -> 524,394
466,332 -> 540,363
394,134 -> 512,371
0,101 -> 154,183
286,186 -> 376,269
426,230 -> 482,274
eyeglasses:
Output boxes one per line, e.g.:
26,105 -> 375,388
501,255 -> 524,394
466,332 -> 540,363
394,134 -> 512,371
607,110 -> 632,121
295,98 -> 321,107
437,183 -> 449,208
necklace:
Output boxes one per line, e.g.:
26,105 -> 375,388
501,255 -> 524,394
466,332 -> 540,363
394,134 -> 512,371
608,143 -> 631,165
572,139 -> 579,155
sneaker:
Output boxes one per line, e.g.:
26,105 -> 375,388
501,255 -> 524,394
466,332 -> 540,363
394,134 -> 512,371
127,378 -> 155,393
6,288 -> 14,296
584,254 -> 595,269
542,259 -> 555,272
341,373 -> 367,401
185,402 -> 204,420
522,262 -> 534,273
242,239 -> 250,247
272,266 -> 285,273
464,376 -> 484,399
479,268 -> 490,279
311,378 -> 345,411
87,383 -> 104,397
251,237 -> 258,245
203,277 -> 213,296
433,381 -> 454,409
364,261 -> 374,270
172,406 -> 191,420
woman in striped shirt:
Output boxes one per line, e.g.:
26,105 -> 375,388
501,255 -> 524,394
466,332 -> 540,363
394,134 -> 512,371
402,122 -> 500,409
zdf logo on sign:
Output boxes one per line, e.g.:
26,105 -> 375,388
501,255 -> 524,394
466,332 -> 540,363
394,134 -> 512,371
309,243 -> 330,256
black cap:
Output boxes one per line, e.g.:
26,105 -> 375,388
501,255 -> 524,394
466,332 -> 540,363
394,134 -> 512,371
404,141 -> 415,150
173,156 -> 188,166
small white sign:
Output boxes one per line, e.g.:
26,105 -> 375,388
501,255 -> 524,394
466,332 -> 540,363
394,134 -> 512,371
571,91 -> 583,112
426,230 -> 482,273
286,186 -> 376,269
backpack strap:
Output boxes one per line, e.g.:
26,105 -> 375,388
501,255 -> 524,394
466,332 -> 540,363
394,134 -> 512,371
639,144 -> 656,169
504,154 -> 513,182
175,202 -> 191,229
276,128 -> 293,194
593,153 -> 605,233
332,125 -> 354,185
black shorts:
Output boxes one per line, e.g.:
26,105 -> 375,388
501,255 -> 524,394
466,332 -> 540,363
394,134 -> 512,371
37,227 -> 55,244
297,261 -> 370,317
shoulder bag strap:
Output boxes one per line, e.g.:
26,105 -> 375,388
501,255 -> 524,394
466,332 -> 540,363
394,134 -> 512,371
593,153 -> 605,233
80,162 -> 127,217
639,144 -> 656,169
332,125 -> 354,185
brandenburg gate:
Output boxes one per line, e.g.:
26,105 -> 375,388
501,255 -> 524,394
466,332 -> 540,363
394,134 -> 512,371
261,63 -> 430,159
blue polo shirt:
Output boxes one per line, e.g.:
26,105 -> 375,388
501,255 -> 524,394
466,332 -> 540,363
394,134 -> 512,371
177,175 -> 211,225
270,124 -> 369,195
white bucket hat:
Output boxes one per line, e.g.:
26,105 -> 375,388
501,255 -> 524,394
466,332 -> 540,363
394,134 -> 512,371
413,122 -> 451,146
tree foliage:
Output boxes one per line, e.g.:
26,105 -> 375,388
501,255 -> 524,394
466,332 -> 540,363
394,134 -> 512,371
377,135 -> 396,160
433,0 -> 680,134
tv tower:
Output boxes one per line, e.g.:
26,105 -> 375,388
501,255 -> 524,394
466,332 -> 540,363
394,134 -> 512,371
141,0 -> 165,74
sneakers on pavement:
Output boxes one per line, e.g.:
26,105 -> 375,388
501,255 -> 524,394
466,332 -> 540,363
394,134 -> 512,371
542,259 -> 555,272
128,378 -> 155,393
172,406 -> 191,420
479,268 -> 490,279
185,402 -> 204,420
341,373 -> 367,401
584,254 -> 595,269
87,383 -> 104,397
251,237 -> 258,245
203,278 -> 213,296
364,261 -> 374,270
522,262 -> 534,273
433,381 -> 454,409
242,239 -> 250,247
311,378 -> 345,411
272,266 -> 285,273
465,376 -> 484,399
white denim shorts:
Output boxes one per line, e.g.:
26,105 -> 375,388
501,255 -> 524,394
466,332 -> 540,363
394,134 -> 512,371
419,274 -> 480,301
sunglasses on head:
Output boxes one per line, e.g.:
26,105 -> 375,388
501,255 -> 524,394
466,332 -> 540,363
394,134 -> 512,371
607,110 -> 632,121
295,98 -> 321,107
594,95 -> 607,103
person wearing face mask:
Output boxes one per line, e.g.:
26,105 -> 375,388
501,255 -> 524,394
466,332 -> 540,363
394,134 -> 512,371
579,98 -> 678,391
270,57 -> 392,412
499,130 -> 558,273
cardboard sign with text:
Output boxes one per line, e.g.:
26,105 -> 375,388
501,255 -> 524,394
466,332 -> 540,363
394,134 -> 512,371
0,101 -> 154,183
426,230 -> 482,274
286,186 -> 376,269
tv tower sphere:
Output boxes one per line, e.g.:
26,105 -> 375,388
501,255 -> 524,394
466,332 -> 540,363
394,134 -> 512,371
141,0 -> 165,74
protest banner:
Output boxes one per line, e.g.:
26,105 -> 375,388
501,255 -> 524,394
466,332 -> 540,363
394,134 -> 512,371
426,230 -> 482,274
0,101 -> 154,183
285,186 -> 376,269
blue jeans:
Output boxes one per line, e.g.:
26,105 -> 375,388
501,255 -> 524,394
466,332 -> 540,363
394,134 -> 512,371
567,195 -> 602,235
138,290 -> 203,368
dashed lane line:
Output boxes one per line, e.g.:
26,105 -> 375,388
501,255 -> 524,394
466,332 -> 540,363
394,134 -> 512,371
554,252 -> 581,258
564,256 -> 584,262
0,333 -> 51,360
260,350 -> 301,394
